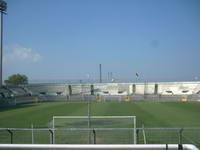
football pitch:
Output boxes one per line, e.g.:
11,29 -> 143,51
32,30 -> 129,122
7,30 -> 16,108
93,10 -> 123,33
0,101 -> 200,128
0,101 -> 200,146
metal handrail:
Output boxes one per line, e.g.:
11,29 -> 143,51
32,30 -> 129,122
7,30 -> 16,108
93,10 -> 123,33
0,144 -> 198,150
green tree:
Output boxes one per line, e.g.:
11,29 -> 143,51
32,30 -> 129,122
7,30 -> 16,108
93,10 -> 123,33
4,74 -> 28,85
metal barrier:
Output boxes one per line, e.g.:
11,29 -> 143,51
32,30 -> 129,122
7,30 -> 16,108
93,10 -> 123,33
1,94 -> 200,105
0,144 -> 199,150
1,128 -> 200,147
43,94 -> 200,102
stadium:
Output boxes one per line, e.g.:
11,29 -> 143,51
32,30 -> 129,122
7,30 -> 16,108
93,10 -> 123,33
0,0 -> 200,150
0,82 -> 200,149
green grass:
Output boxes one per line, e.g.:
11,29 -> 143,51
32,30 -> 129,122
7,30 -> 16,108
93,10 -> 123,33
0,102 -> 200,128
0,101 -> 200,146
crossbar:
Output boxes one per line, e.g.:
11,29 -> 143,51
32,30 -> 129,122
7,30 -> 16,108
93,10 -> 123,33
0,144 -> 198,150
53,116 -> 135,119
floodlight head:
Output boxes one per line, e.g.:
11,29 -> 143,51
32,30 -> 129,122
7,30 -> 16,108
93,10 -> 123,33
0,0 -> 7,12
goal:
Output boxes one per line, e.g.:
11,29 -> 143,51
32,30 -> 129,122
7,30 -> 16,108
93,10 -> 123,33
52,116 -> 136,144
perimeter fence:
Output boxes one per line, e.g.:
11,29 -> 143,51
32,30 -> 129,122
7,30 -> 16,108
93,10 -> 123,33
0,128 -> 200,148
63,94 -> 200,102
34,94 -> 200,102
1,94 -> 200,106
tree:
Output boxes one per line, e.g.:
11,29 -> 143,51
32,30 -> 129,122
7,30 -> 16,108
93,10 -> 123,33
4,74 -> 28,85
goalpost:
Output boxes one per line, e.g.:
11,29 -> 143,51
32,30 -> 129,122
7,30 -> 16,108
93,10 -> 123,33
52,116 -> 136,144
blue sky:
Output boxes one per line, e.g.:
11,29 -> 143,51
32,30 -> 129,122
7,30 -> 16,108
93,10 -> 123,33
3,0 -> 200,82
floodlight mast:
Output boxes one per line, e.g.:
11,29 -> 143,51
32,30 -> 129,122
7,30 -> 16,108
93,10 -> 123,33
0,0 -> 7,87
99,64 -> 102,83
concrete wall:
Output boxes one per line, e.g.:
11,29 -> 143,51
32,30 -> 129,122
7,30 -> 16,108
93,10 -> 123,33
27,84 -> 67,96
130,83 -> 155,95
93,83 -> 128,95
157,82 -> 200,95
26,81 -> 200,96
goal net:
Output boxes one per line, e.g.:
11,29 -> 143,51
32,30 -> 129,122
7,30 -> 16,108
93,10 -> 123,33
52,116 -> 136,144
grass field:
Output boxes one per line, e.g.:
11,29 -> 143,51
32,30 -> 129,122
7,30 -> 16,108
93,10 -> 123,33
0,101 -> 200,146
0,101 -> 200,128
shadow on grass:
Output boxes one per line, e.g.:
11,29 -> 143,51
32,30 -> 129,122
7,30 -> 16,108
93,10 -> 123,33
0,103 -> 39,112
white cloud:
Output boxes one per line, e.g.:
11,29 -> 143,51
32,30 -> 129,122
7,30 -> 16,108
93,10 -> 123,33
4,45 -> 42,63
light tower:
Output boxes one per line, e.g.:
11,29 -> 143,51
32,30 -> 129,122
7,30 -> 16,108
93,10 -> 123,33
99,64 -> 102,83
0,0 -> 7,87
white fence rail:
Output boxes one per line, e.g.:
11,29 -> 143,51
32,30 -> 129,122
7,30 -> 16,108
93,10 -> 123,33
0,144 -> 198,150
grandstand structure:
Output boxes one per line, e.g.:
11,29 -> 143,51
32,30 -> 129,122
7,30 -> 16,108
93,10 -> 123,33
0,82 -> 200,149
0,81 -> 200,105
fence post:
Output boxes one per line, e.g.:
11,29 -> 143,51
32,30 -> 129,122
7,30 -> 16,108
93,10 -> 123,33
7,129 -> 13,144
49,129 -> 54,144
179,128 -> 183,144
31,124 -> 34,144
142,125 -> 147,144
93,129 -> 96,144
68,85 -> 72,96
178,144 -> 183,150
91,85 -> 94,95
136,129 -> 139,144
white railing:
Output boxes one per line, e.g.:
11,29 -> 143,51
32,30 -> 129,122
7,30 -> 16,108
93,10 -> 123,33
0,144 -> 198,150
